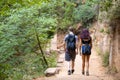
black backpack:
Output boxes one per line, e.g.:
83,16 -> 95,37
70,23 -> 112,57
66,34 -> 76,51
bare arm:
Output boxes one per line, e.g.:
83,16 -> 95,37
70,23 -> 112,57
76,38 -> 78,54
57,42 -> 66,51
90,37 -> 92,49
78,38 -> 82,55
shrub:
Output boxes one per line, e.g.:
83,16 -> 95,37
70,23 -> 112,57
102,52 -> 109,67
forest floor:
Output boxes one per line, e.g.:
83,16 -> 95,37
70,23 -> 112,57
34,34 -> 114,80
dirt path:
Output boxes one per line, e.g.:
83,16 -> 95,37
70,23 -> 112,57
35,35 -> 114,80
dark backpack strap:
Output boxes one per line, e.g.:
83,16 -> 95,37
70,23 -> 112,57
66,34 -> 76,51
67,34 -> 76,43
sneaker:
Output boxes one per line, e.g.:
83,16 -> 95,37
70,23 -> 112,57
86,71 -> 89,76
82,71 -> 84,75
68,70 -> 71,75
71,69 -> 74,74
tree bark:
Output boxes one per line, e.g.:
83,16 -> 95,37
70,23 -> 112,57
34,26 -> 48,68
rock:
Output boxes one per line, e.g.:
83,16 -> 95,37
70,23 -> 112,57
44,68 -> 59,77
57,63 -> 63,67
57,58 -> 64,63
59,54 -> 64,59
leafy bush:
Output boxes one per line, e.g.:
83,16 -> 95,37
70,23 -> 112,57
0,2 -> 57,79
100,0 -> 113,11
73,4 -> 95,27
46,51 -> 57,67
109,0 -> 120,20
96,47 -> 109,67
100,28 -> 104,33
2,51 -> 58,80
0,64 -> 11,80
0,0 -> 103,80
0,4 -> 57,63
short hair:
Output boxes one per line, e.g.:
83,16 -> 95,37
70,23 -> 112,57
68,26 -> 74,32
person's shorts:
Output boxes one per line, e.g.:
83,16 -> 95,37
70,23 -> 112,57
81,45 -> 91,55
65,50 -> 76,61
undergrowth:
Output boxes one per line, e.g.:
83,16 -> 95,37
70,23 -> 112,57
95,47 -> 109,67
0,51 -> 57,80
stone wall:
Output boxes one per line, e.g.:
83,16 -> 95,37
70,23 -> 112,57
94,0 -> 120,74
110,20 -> 120,72
93,22 -> 111,54
94,20 -> 120,75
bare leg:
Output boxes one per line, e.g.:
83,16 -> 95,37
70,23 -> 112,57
71,60 -> 74,70
67,61 -> 71,75
67,61 -> 71,70
82,54 -> 85,74
86,55 -> 90,76
71,60 -> 75,74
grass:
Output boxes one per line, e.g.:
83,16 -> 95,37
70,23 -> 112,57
95,47 -> 109,67
95,47 -> 101,55
100,28 -> 104,33
46,51 -> 58,67
108,66 -> 118,74
102,51 -> 109,67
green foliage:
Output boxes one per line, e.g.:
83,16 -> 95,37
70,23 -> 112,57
0,64 -> 11,80
102,52 -> 109,67
96,47 -> 101,55
96,47 -> 109,67
0,0 -> 103,79
46,51 -> 57,67
85,0 -> 100,6
0,0 -> 58,79
50,0 -> 76,29
105,28 -> 110,34
73,4 -> 95,27
1,51 -> 57,80
100,28 -> 104,33
0,4 -> 57,63
109,0 -> 120,20
100,0 -> 113,11
100,28 -> 110,34
108,66 -> 118,74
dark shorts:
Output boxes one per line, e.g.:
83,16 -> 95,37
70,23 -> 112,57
82,52 -> 91,55
65,50 -> 76,61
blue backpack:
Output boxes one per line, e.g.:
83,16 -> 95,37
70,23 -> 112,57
66,34 -> 76,51
82,44 -> 91,54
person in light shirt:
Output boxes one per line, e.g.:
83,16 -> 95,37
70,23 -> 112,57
57,27 -> 78,75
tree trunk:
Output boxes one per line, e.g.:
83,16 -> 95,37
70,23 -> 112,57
34,26 -> 48,68
36,33 -> 48,68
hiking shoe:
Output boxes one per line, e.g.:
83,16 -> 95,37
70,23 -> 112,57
68,70 -> 71,75
86,71 -> 89,76
71,69 -> 74,74
82,71 -> 84,75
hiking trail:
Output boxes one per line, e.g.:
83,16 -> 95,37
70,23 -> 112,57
35,34 -> 113,80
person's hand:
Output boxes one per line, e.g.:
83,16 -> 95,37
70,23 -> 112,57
63,48 -> 66,52
57,45 -> 61,49
57,46 -> 59,49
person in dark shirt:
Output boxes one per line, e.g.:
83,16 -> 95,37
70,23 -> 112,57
79,28 -> 92,76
